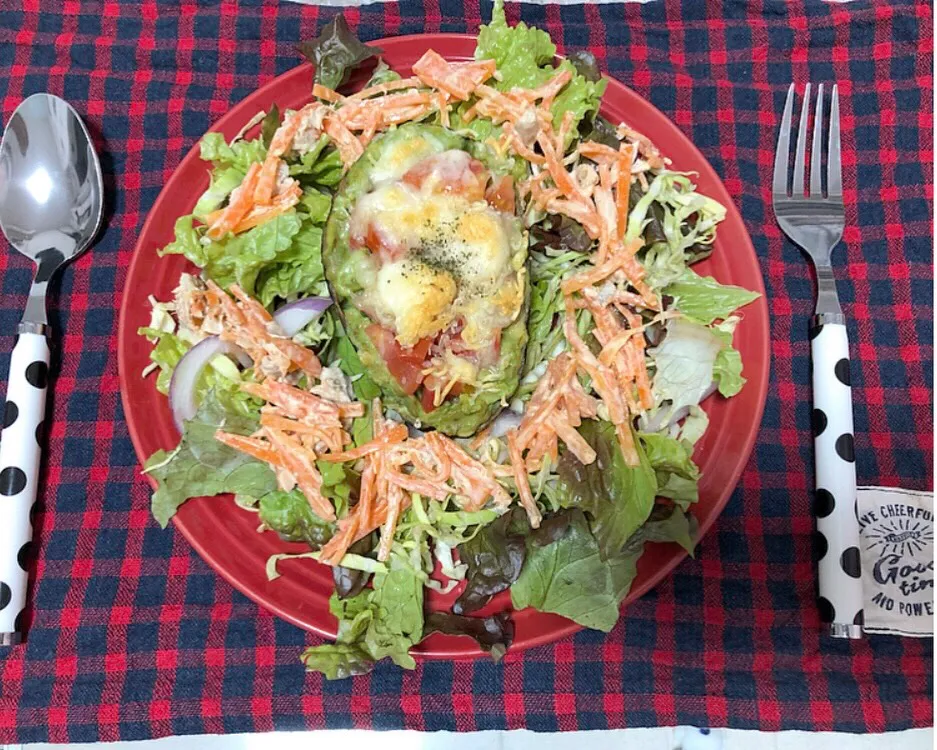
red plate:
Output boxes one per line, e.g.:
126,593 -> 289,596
117,35 -> 769,658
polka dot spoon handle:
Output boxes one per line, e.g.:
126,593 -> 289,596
0,331 -> 49,643
811,319 -> 862,638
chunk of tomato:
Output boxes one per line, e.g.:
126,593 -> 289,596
366,324 -> 430,395
420,378 -> 464,412
402,151 -> 487,202
485,175 -> 515,214
352,223 -> 407,261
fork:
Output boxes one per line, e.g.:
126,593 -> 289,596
772,83 -> 862,639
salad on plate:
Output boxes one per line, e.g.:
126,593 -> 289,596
138,1 -> 759,678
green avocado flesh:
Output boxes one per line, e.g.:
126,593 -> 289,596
322,123 -> 529,437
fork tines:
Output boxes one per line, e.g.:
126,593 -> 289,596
772,83 -> 842,201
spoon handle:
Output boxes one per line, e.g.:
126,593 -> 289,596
0,330 -> 49,645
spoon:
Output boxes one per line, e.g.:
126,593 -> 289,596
0,93 -> 103,646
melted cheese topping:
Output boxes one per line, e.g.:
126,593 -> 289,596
350,150 -> 525,350
367,135 -> 441,187
375,259 -> 457,344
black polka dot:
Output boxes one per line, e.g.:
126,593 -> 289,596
17,542 -> 32,572
815,531 -> 829,561
809,323 -> 824,340
0,467 -> 26,496
818,596 -> 835,623
812,408 -> 828,436
840,546 -> 861,578
815,488 -> 835,518
0,582 -> 10,610
2,401 -> 17,429
24,361 -> 47,389
854,499 -> 859,522
854,610 -> 864,627
835,434 -> 855,462
834,358 -> 851,386
35,421 -> 43,447
14,608 -> 25,632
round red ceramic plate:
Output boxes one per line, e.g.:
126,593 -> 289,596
118,35 -> 769,658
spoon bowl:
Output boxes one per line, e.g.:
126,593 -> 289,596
0,93 -> 103,279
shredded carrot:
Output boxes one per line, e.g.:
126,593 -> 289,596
323,114 -> 364,166
206,162 -> 263,239
263,427 -> 336,521
317,422 -> 409,462
578,141 -> 622,164
616,144 -> 635,242
412,50 -> 495,100
214,431 -> 283,467
507,431 -> 541,528
313,83 -> 344,103
205,282 -> 322,380
253,155 -> 281,206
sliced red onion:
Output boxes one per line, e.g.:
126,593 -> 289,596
169,336 -> 245,432
273,296 -> 332,337
490,409 -> 523,438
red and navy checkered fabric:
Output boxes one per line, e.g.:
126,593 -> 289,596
0,0 -> 932,742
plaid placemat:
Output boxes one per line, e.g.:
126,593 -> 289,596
0,0 -> 932,742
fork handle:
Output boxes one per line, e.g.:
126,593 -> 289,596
0,330 -> 49,645
810,317 -> 863,639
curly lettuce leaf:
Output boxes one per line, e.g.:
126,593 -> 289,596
649,318 -> 723,411
664,268 -> 760,324
298,15 -> 381,91
290,137 -> 345,188
300,642 -> 374,680
423,612 -> 514,661
511,509 -> 640,632
145,389 -> 277,528
302,559 -> 424,678
136,327 -> 188,395
638,432 -> 699,481
628,172 -> 728,290
519,249 -> 588,398
261,104 -> 281,148
205,212 -> 303,296
331,333 -> 382,401
199,132 -> 267,172
624,502 -> 697,556
255,222 -> 324,306
475,0 -> 605,131
365,58 -> 401,87
159,215 -> 207,266
638,432 -> 700,509
556,420 -> 656,560
453,509 -> 527,614
258,489 -> 334,547
713,340 -> 745,397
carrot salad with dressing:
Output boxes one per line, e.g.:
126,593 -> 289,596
139,1 -> 758,677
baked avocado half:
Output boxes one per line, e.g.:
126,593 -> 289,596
323,123 -> 529,437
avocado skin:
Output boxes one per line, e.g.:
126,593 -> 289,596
322,123 -> 529,437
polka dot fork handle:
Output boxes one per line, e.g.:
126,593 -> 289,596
0,328 -> 50,644
811,315 -> 863,639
